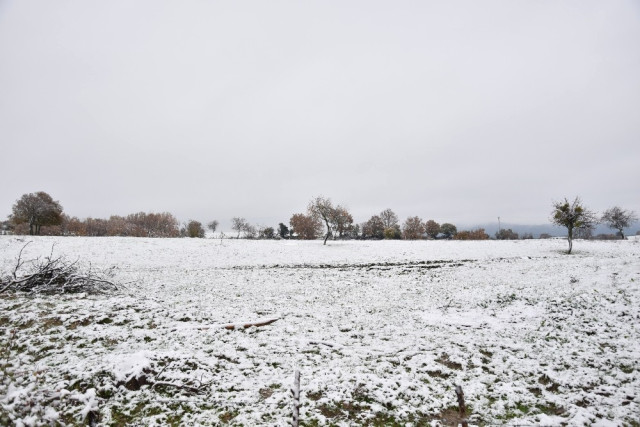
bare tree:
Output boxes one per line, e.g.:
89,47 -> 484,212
379,209 -> 399,229
124,212 -> 179,237
308,196 -> 335,245
379,208 -> 400,239
231,217 -> 248,238
11,192 -> 64,235
85,218 -> 109,236
243,223 -> 257,239
551,197 -> 598,254
207,220 -> 219,236
402,216 -> 425,240
601,206 -> 637,239
106,215 -> 128,236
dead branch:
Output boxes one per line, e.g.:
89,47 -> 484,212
308,341 -> 335,348
0,246 -> 119,295
152,381 -> 203,394
0,280 -> 15,295
12,242 -> 32,280
222,318 -> 280,330
438,298 -> 454,313
148,362 -> 212,395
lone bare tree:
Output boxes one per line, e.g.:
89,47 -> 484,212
308,196 -> 335,245
207,220 -> 219,236
231,217 -> 248,238
11,191 -> 64,235
601,206 -> 637,239
551,197 -> 598,254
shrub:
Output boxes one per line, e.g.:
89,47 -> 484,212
454,228 -> 489,240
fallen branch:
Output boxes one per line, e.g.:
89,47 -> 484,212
152,381 -> 203,394
308,341 -> 335,348
147,362 -> 213,395
221,318 -> 280,330
438,298 -> 455,313
0,280 -> 16,294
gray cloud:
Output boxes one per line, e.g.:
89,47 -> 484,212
1,1 -> 638,228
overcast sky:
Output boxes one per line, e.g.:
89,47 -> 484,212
1,1 -> 638,229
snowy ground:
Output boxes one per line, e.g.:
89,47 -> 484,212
1,236 -> 639,426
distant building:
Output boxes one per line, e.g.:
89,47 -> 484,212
0,220 -> 13,235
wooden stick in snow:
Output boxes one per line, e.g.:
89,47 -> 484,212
222,318 -> 280,330
152,381 -> 202,394
291,370 -> 300,427
308,340 -> 334,348
455,385 -> 468,427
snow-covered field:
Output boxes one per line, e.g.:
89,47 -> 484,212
1,236 -> 639,426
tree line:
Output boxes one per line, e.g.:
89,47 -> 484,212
284,196 -> 465,244
4,191 -> 209,238
3,192 -> 637,247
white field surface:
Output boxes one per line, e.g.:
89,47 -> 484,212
1,236 -> 639,426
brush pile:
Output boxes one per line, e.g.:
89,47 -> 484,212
0,243 -> 118,295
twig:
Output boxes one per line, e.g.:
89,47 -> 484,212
155,363 -> 169,380
12,241 -> 32,279
438,298 -> 454,312
308,341 -> 335,348
152,381 -> 202,394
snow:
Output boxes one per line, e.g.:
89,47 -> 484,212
108,351 -> 153,383
1,236 -> 639,425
